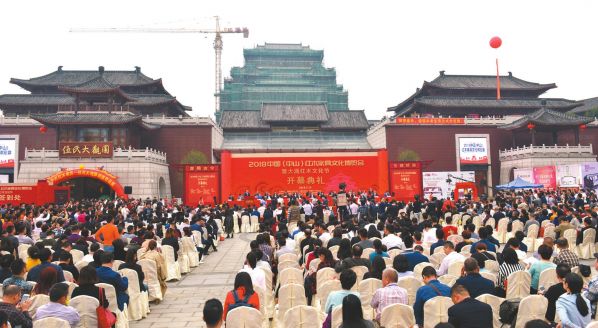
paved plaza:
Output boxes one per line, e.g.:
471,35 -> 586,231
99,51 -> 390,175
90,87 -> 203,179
131,234 -> 252,328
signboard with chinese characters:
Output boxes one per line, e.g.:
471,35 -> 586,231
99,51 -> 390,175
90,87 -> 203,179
458,137 -> 489,165
224,151 -> 386,195
389,161 -> 423,202
59,142 -> 113,158
533,166 -> 556,189
513,168 -> 533,182
395,117 -> 465,125
184,165 -> 220,206
0,139 -> 15,168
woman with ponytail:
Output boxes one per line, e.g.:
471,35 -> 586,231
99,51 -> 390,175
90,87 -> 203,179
555,273 -> 591,328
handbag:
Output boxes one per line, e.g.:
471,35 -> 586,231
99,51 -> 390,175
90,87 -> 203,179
97,287 -> 117,328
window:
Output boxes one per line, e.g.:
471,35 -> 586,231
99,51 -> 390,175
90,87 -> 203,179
77,128 -> 110,142
58,128 -> 76,142
112,127 -> 127,147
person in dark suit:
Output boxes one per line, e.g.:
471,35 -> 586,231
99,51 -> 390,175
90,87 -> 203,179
455,258 -> 495,298
402,245 -> 429,271
448,284 -> 493,328
96,252 -> 129,311
334,245 -> 371,273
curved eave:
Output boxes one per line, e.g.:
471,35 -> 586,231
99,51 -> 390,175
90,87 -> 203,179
58,86 -> 135,102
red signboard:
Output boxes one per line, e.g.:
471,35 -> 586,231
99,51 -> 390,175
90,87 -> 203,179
220,151 -> 389,197
533,165 -> 557,189
184,165 -> 220,206
396,117 -> 465,125
59,142 -> 113,158
389,161 -> 423,202
0,180 -> 70,205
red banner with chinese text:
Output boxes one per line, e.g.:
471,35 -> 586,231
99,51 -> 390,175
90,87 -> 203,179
224,152 -> 384,196
184,165 -> 220,206
533,165 -> 556,189
389,161 -> 423,202
395,117 -> 465,125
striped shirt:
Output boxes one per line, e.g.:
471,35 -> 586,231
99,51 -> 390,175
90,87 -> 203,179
371,283 -> 408,322
498,263 -> 524,289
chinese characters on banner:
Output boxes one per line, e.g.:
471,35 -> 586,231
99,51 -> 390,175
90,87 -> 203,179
533,166 -> 556,189
59,142 -> 113,158
185,165 -> 220,206
395,117 -> 465,125
0,139 -> 15,168
389,162 -> 423,202
228,153 -> 381,194
0,185 -> 33,203
458,137 -> 489,165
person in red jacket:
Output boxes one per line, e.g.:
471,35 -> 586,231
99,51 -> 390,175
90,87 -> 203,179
222,271 -> 260,321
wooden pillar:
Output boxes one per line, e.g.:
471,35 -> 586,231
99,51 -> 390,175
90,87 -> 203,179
531,129 -> 536,146
512,132 -> 516,148
75,96 -> 80,115
575,127 -> 580,145
552,130 -> 558,145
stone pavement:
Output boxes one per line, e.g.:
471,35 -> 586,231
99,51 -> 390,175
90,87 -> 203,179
130,233 -> 252,328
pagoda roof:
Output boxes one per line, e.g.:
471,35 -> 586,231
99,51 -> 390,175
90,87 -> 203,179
219,110 -> 369,130
426,72 -> 556,91
261,103 -> 329,122
58,76 -> 135,102
499,108 -> 594,130
568,97 -> 598,114
11,66 -> 162,91
30,112 -> 161,130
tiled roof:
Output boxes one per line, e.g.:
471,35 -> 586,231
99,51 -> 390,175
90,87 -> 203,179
218,110 -> 369,130
428,72 -> 556,90
415,97 -> 582,110
321,111 -> 369,130
261,103 -> 329,122
499,108 -> 594,130
30,112 -> 142,125
568,97 -> 598,114
10,67 -> 158,87
0,94 -> 75,106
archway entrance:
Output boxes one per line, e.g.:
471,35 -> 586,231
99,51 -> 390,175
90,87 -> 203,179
46,168 -> 128,200
59,177 -> 114,200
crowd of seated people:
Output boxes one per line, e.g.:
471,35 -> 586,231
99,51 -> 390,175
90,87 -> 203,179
206,187 -> 598,327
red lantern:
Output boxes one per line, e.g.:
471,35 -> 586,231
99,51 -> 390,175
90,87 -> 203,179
580,124 -> 587,130
39,126 -> 48,133
527,123 -> 536,130
489,36 -> 502,49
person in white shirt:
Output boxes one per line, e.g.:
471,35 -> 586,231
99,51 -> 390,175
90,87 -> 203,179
239,252 -> 266,291
303,202 -> 313,217
349,201 -> 359,216
437,241 -> 465,276
422,222 -> 438,244
381,225 -> 404,250
317,223 -> 332,247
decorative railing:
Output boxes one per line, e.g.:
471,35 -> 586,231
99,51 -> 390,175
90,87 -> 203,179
57,104 -> 132,112
499,144 -> 594,159
24,146 -> 167,163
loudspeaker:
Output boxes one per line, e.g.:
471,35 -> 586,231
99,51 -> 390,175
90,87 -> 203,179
124,186 -> 132,194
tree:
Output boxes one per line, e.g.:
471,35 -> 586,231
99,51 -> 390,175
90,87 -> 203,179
397,149 -> 421,161
181,150 -> 208,164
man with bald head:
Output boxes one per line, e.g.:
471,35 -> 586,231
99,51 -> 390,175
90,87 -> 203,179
370,268 -> 408,323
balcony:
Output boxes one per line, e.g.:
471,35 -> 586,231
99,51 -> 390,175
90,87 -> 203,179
24,146 -> 167,164
57,104 -> 132,112
499,144 -> 595,161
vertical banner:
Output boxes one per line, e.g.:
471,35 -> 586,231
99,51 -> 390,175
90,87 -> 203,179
184,165 -> 220,206
513,168 -> 533,182
556,164 -> 581,188
389,162 -> 423,202
581,162 -> 598,190
533,166 -> 556,189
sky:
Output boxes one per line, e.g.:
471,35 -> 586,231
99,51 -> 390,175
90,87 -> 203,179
0,0 -> 597,119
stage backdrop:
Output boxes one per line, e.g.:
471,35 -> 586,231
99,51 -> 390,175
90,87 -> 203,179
389,162 -> 423,202
422,171 -> 475,199
556,164 -> 581,188
184,165 -> 220,206
220,150 -> 389,197
533,166 -> 557,189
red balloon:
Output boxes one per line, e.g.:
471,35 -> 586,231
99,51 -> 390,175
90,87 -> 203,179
489,36 -> 502,49
39,126 -> 48,133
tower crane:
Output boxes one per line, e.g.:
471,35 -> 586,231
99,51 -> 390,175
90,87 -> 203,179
70,16 -> 249,113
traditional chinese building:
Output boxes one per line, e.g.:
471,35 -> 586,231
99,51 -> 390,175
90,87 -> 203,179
0,66 -> 221,199
369,71 -> 598,195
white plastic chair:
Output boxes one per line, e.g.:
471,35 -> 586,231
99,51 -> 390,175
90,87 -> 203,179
28,294 -> 50,318
506,270 -> 531,300
515,295 -> 548,328
397,276 -> 423,305
476,293 -> 505,328
538,267 -> 558,291
318,280 -> 341,312
96,283 -> 129,328
279,267 -> 304,287
112,260 -> 124,272
350,265 -> 369,291
423,296 -> 453,328
181,236 -> 199,267
279,253 -> 298,263
496,218 -> 509,244
75,260 -> 89,272
70,295 -> 99,328
485,260 -> 500,274
279,260 -> 300,271
564,229 -> 578,252
447,260 -> 465,277
359,278 -> 382,320
226,306 -> 263,328
361,248 -> 375,259
18,244 -> 30,263
577,228 -> 596,259
63,270 -> 74,283
241,215 -> 251,233
331,305 -> 343,328
380,303 -> 415,328
32,317 -> 70,328
119,268 -> 149,320
438,274 -> 457,287
277,283 -> 307,322
283,305 -> 323,328
70,249 -> 84,264
250,215 -> 260,232
316,268 -> 338,292
161,245 -> 181,281
413,262 -> 433,280
138,258 -> 163,301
